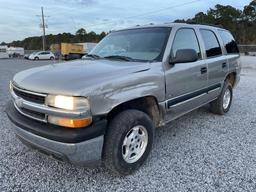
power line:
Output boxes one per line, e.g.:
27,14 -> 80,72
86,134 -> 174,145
84,0 -> 202,28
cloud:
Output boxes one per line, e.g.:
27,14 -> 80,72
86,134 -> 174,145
0,0 -> 252,42
54,0 -> 97,6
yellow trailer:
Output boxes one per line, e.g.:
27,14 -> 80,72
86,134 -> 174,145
61,43 -> 83,56
50,43 -> 84,60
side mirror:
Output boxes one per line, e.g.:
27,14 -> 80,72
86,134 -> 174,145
170,49 -> 198,64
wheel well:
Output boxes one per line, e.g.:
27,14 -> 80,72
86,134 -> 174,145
226,72 -> 236,87
107,96 -> 161,127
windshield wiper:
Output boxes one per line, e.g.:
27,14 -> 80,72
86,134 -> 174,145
86,54 -> 101,59
104,55 -> 134,61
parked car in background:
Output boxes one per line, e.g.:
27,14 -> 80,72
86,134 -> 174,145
28,51 -> 55,60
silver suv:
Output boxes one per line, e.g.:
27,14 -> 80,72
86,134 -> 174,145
6,23 -> 241,175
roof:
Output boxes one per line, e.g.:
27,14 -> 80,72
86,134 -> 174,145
114,22 -> 226,32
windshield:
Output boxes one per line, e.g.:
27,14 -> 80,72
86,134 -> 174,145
90,27 -> 171,62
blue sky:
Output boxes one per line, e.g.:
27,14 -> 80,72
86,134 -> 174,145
0,0 -> 252,42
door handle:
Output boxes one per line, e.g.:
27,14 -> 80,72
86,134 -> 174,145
222,62 -> 227,68
200,67 -> 207,74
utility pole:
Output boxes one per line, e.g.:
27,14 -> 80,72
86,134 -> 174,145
37,7 -> 49,51
41,7 -> 46,51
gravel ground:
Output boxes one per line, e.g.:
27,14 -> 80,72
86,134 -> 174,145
0,57 -> 256,192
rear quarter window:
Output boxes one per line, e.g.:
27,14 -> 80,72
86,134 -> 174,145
218,30 -> 239,54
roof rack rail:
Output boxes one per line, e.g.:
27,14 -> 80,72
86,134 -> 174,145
185,21 -> 224,28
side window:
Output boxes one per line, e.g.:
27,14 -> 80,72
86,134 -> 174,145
171,28 -> 201,59
218,30 -> 239,54
200,29 -> 222,58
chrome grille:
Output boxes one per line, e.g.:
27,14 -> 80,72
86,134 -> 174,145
11,83 -> 47,122
13,86 -> 45,104
20,107 -> 46,120
14,102 -> 47,122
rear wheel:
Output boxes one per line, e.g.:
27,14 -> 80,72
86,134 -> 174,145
103,109 -> 154,175
210,81 -> 233,115
50,56 -> 54,60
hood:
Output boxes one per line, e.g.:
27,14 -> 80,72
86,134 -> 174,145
13,59 -> 151,96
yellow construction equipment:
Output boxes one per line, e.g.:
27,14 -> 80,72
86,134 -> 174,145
50,43 -> 84,60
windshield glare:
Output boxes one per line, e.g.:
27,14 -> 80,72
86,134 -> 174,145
90,27 -> 171,62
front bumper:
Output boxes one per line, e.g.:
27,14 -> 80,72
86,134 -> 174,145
6,101 -> 107,165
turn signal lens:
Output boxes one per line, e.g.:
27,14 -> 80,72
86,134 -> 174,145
48,116 -> 92,128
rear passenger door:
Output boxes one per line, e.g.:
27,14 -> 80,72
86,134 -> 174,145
218,29 -> 240,80
165,28 -> 208,121
199,29 -> 227,100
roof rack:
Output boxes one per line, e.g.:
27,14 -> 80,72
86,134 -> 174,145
185,21 -> 224,28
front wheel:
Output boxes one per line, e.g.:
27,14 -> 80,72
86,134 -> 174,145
103,109 -> 154,175
210,81 -> 233,115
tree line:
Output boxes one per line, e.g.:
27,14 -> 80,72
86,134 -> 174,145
1,29 -> 106,50
174,1 -> 256,44
1,1 -> 255,50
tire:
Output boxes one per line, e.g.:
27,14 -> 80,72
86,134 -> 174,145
210,81 -> 233,115
50,56 -> 54,60
103,109 -> 154,175
34,57 -> 39,60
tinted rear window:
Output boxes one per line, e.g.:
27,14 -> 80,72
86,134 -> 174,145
200,29 -> 222,58
218,30 -> 239,54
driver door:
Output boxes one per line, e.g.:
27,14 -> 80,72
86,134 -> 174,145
165,28 -> 208,121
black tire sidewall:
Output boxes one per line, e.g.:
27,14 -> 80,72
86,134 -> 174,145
104,110 -> 154,175
117,114 -> 154,171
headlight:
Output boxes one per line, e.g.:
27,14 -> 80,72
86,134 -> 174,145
46,95 -> 90,111
46,95 -> 92,128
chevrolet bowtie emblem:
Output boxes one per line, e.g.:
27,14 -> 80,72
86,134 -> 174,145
15,98 -> 23,108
